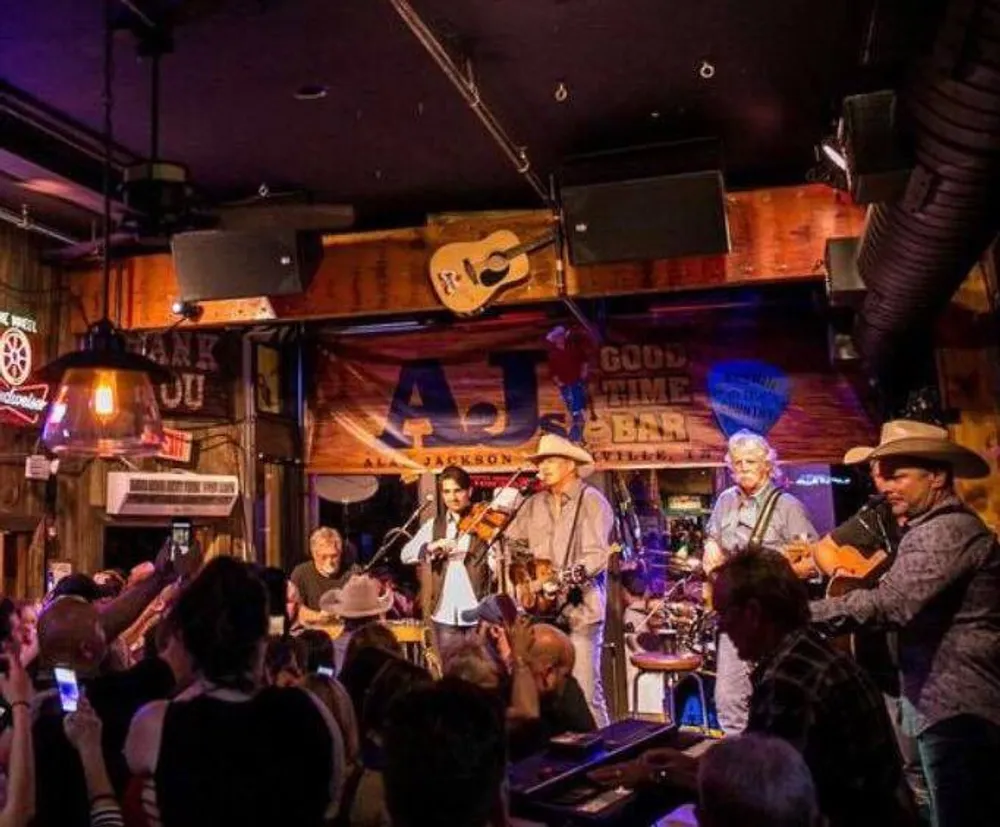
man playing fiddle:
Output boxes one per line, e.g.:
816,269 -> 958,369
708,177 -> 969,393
703,430 -> 818,735
401,466 -> 492,654
505,434 -> 614,727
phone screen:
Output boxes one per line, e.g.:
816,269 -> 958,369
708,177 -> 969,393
54,667 -> 79,713
317,666 -> 334,678
171,519 -> 192,559
268,616 -> 285,637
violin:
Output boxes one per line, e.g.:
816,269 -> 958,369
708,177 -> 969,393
457,502 -> 512,545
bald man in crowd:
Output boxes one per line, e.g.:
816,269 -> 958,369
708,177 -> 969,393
33,597 -> 176,827
509,624 -> 596,759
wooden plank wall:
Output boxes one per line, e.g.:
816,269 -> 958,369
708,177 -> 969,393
0,223 -> 62,597
936,246 -> 1000,529
69,185 -> 864,332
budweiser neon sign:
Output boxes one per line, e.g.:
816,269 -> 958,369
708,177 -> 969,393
0,311 -> 50,426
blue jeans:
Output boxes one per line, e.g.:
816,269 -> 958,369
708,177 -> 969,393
918,714 -> 1000,827
714,632 -> 751,735
559,383 -> 587,442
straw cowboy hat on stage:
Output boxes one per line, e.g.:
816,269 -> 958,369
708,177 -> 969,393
319,573 -> 393,619
527,433 -> 596,478
844,419 -> 990,479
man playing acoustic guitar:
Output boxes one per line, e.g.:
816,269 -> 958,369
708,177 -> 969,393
505,434 -> 614,727
811,421 -> 1000,827
810,424 -> 935,815
702,430 -> 818,735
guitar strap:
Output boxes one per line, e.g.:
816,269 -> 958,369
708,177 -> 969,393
563,487 -> 587,567
746,488 -> 784,553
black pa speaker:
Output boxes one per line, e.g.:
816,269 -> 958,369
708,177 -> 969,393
560,170 -> 730,266
171,229 -> 322,302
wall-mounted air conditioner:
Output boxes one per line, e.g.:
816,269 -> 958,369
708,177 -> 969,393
106,472 -> 239,518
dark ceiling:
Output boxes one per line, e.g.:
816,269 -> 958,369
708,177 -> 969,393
1,0 -> 942,241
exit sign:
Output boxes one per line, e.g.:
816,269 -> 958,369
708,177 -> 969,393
157,428 -> 193,464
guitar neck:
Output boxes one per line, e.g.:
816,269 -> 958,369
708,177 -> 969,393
504,230 -> 556,260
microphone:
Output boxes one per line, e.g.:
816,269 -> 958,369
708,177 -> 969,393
400,494 -> 434,532
862,492 -> 888,511
361,495 -> 433,573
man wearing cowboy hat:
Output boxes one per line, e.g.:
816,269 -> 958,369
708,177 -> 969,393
505,433 -> 614,726
319,572 -> 394,670
811,420 -> 1000,827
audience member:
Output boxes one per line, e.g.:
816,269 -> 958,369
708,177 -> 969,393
509,623 -> 595,760
124,557 -> 343,827
383,679 -> 507,827
32,596 -> 175,827
697,734 -> 821,827
345,658 -> 432,827
63,694 -> 124,827
296,627 -> 336,674
0,648 -> 35,827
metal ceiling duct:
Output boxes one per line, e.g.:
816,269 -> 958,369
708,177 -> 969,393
855,0 -> 1000,377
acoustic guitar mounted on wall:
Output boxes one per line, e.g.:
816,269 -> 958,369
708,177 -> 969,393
428,229 -> 556,315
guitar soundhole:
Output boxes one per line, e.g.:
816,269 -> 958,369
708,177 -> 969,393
480,253 -> 510,288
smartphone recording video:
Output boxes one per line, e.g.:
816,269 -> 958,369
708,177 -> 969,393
171,519 -> 192,560
54,666 -> 79,713
317,666 -> 334,678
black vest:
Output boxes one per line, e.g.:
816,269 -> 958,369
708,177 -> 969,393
420,511 -> 491,618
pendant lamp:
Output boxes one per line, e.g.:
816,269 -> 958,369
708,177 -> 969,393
38,1 -> 170,458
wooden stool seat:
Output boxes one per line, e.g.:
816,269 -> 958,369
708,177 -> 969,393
629,652 -> 703,673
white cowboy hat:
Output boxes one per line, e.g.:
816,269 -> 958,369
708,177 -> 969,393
319,573 -> 393,619
843,419 -> 990,479
526,433 -> 596,478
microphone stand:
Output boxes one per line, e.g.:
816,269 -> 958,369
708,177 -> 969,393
362,498 -> 430,574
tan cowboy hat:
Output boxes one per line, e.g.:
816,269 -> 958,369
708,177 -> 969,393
843,419 -> 990,479
319,573 -> 393,619
526,433 -> 596,477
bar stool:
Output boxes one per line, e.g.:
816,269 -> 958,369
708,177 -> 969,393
629,651 -> 708,728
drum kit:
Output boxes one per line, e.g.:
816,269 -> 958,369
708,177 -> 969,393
624,554 -> 718,672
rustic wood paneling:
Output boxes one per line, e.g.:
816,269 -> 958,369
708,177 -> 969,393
69,185 -> 865,332
937,250 -> 1000,529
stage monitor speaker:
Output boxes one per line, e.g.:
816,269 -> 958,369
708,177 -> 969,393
171,229 -> 322,302
825,236 -> 865,308
560,170 -> 730,266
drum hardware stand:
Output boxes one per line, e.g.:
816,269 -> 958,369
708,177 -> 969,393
631,573 -> 697,635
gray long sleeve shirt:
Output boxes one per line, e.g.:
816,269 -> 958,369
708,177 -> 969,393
811,495 -> 1000,735
504,478 -> 614,628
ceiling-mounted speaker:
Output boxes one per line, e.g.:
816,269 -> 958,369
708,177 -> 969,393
558,142 -> 730,266
171,229 -> 322,302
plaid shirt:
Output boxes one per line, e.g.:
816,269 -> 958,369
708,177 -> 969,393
748,627 -> 908,827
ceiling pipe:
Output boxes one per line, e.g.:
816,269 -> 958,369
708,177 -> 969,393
383,0 -> 551,206
0,205 -> 81,246
855,0 -> 1000,377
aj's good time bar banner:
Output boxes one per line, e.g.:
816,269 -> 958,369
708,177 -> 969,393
306,312 -> 875,476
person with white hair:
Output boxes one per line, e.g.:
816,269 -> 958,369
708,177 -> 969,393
703,430 -> 818,734
290,527 -> 354,625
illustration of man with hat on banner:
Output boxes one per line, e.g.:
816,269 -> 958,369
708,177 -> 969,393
505,433 -> 614,726
811,421 -> 1000,827
545,325 -> 596,444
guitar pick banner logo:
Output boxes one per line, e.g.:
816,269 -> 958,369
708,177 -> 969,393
707,359 -> 790,437
0,312 -> 50,426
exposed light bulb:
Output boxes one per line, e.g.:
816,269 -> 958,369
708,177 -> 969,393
92,372 -> 117,419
